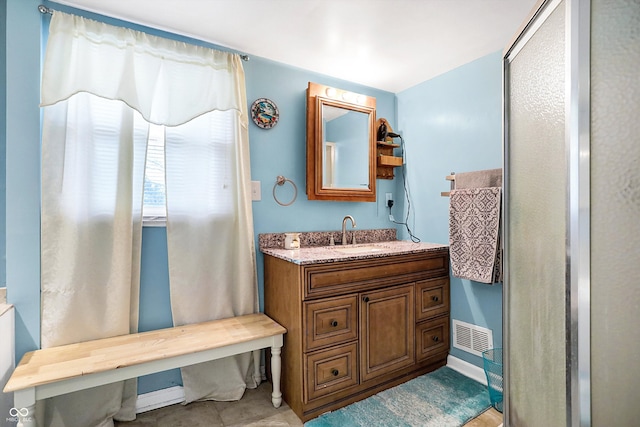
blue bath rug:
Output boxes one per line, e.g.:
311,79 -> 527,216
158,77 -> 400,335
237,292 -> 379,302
304,366 -> 492,427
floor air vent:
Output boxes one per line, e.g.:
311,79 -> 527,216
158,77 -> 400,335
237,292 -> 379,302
452,320 -> 493,357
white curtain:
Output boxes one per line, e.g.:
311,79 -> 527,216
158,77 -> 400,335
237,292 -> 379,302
165,105 -> 259,403
42,12 -> 244,126
40,93 -> 148,426
40,11 -> 256,425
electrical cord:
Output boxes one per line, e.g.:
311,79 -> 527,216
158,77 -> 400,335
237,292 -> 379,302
388,135 -> 420,243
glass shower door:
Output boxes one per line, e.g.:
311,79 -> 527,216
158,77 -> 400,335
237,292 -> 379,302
503,1 -> 568,425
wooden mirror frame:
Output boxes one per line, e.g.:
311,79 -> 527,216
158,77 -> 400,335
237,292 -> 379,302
306,82 -> 377,202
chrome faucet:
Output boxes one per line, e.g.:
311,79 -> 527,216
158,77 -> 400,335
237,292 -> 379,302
341,215 -> 356,245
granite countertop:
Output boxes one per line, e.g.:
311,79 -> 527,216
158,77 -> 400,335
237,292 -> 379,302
261,240 -> 448,265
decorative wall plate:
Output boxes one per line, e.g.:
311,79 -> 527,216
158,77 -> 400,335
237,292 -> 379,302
251,98 -> 280,129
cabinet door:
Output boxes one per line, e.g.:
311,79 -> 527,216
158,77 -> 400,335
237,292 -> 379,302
360,284 -> 415,382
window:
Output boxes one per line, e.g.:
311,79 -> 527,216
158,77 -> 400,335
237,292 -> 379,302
142,110 -> 236,225
143,124 -> 167,224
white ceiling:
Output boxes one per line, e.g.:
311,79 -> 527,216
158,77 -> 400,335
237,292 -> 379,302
50,0 -> 537,93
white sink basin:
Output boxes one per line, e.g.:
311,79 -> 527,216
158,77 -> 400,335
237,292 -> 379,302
331,245 -> 386,254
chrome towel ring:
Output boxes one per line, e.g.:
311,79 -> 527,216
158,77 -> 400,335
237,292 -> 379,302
273,175 -> 298,206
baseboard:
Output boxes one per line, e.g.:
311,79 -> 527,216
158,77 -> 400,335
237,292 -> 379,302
135,364 -> 266,413
447,354 -> 487,386
135,385 -> 185,413
138,360 -> 485,414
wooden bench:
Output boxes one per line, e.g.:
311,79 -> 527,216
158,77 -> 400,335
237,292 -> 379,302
3,313 -> 286,427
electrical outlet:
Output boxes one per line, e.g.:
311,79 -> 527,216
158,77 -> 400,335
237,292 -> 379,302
385,192 -> 393,206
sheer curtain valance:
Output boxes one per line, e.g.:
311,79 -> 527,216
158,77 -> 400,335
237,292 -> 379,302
42,11 -> 245,127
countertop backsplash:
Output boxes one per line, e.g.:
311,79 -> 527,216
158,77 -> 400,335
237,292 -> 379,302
259,228 -> 397,250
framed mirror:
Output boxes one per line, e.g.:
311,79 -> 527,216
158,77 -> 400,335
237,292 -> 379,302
306,82 -> 376,201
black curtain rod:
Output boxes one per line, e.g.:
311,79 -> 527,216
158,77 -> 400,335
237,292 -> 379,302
37,4 -> 249,61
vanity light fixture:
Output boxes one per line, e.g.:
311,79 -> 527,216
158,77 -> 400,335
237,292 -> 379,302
341,92 -> 355,102
323,88 -> 365,105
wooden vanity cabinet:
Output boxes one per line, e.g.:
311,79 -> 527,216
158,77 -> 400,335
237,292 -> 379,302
264,249 -> 450,422
360,284 -> 415,382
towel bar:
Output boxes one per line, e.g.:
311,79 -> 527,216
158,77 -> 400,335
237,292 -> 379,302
441,172 -> 456,197
441,169 -> 502,196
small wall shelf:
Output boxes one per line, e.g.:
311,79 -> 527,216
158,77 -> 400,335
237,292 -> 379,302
375,118 -> 403,179
378,154 -> 403,167
376,143 -> 402,179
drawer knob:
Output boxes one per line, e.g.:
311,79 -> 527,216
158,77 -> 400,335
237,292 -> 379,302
330,320 -> 339,327
331,369 -> 339,376
432,296 -> 440,302
363,296 -> 370,303
432,336 -> 440,342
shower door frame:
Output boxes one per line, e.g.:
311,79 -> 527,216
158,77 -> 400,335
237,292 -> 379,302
502,0 -> 591,425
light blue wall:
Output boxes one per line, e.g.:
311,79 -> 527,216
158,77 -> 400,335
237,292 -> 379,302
138,227 -> 183,392
397,51 -> 504,367
0,0 -> 7,287
5,0 -> 41,360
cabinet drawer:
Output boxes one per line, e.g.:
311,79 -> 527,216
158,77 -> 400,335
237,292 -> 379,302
304,343 -> 359,402
304,295 -> 358,351
416,277 -> 449,321
305,253 -> 448,298
416,316 -> 450,362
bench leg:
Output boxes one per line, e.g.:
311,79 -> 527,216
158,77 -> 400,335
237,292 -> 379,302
270,346 -> 282,408
15,406 -> 36,427
253,349 -> 262,386
13,389 -> 36,427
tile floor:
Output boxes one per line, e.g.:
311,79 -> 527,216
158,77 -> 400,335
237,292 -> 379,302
115,382 -> 502,427
115,383 -> 302,427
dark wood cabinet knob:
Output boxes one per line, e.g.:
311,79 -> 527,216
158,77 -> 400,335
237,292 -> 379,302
330,320 -> 338,327
363,296 -> 370,302
432,336 -> 439,342
432,296 -> 439,302
331,369 -> 339,376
